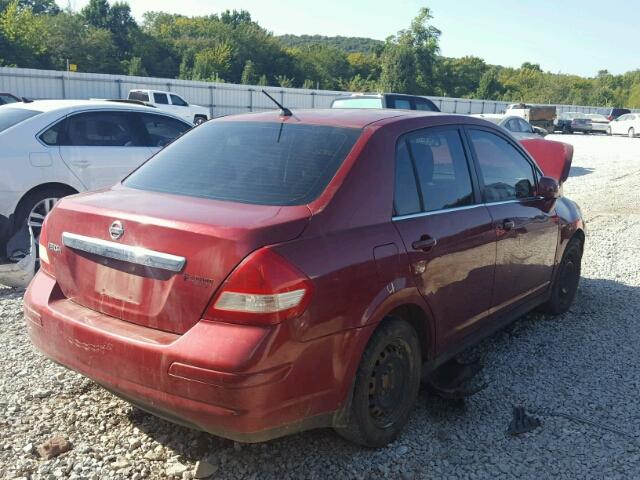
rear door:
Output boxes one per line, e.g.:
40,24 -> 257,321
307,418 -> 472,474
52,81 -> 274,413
466,127 -> 558,312
392,126 -> 496,352
58,110 -> 153,190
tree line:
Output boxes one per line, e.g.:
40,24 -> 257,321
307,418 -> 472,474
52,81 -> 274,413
1,0 -> 639,108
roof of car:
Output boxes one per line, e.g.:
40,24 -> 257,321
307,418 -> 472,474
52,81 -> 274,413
6,99 -> 158,113
215,108 -> 489,129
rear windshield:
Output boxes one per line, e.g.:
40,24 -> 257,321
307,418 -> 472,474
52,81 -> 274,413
0,108 -> 42,133
0,94 -> 19,105
124,121 -> 361,206
332,97 -> 383,109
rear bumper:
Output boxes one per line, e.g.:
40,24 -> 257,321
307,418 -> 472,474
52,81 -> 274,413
24,272 -> 361,442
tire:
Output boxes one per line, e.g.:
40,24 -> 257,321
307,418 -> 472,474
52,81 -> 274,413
335,318 -> 421,448
14,186 -> 73,245
542,238 -> 583,315
194,115 -> 207,125
629,128 -> 635,138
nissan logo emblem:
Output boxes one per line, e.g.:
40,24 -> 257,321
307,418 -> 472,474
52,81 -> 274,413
109,221 -> 124,240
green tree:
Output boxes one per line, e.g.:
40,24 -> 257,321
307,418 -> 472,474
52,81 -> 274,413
275,74 -> 294,87
192,43 -> 232,81
475,67 -> 504,100
0,1 -> 47,67
240,59 -> 257,84
0,0 -> 59,14
379,43 -> 417,93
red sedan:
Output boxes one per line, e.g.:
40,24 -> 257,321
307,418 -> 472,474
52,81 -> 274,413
24,109 -> 584,447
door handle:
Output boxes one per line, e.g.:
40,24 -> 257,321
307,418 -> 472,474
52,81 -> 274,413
502,219 -> 516,231
412,236 -> 437,251
72,160 -> 90,167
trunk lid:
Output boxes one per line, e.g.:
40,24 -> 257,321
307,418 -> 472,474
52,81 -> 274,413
46,187 -> 311,334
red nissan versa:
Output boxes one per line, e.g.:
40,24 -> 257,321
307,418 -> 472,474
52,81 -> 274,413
24,109 -> 584,447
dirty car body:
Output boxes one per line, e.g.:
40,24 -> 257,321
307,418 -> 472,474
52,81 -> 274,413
24,109 -> 584,446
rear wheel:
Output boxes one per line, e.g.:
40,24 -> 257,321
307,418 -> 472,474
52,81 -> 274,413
336,318 -> 421,448
542,238 -> 582,315
14,187 -> 73,265
629,128 -> 635,138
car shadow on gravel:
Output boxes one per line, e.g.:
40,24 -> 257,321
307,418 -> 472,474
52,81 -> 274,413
569,166 -> 595,178
120,276 -> 640,476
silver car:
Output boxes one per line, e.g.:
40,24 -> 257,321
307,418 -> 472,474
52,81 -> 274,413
472,114 -> 544,140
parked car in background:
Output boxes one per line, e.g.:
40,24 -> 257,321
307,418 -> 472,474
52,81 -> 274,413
25,109 -> 583,447
554,112 -> 592,134
128,90 -> 210,124
472,114 -> 544,140
331,93 -> 440,111
608,113 -> 640,137
585,113 -> 610,134
601,107 -> 631,121
504,103 -> 556,133
0,93 -> 21,105
0,100 -> 192,286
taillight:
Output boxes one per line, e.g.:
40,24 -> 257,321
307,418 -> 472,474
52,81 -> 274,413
38,216 -> 54,277
204,248 -> 313,325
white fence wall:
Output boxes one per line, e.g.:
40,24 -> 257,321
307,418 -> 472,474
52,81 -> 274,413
0,66 -> 630,117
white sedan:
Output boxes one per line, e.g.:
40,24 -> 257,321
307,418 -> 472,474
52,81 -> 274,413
608,113 -> 640,137
0,100 -> 192,285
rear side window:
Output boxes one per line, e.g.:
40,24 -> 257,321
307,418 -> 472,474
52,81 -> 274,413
140,113 -> 191,147
170,94 -> 188,107
153,93 -> 169,104
0,108 -> 42,133
60,111 -> 144,147
394,128 -> 474,215
129,91 -> 149,102
124,122 -> 361,206
394,142 -> 421,216
468,129 -> 536,202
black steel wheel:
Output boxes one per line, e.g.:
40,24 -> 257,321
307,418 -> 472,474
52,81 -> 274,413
336,318 -> 421,447
542,238 -> 582,315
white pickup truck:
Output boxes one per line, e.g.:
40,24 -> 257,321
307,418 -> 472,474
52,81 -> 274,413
128,89 -> 210,125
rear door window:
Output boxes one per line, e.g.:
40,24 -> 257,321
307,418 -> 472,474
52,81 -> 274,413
128,91 -> 150,102
467,129 -> 536,202
394,127 -> 474,215
62,111 -> 144,147
153,93 -> 169,104
124,121 -> 361,206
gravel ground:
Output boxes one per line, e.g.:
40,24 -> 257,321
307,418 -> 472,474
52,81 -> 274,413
1,133 -> 640,479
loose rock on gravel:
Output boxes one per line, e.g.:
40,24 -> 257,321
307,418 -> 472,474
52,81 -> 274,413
1,134 -> 640,479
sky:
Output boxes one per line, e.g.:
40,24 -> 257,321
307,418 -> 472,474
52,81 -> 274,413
55,0 -> 637,77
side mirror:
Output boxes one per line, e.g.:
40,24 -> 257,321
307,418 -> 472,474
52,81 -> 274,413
537,175 -> 560,200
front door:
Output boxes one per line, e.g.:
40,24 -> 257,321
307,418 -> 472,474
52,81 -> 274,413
392,126 -> 497,353
466,128 -> 559,312
58,111 -> 153,190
